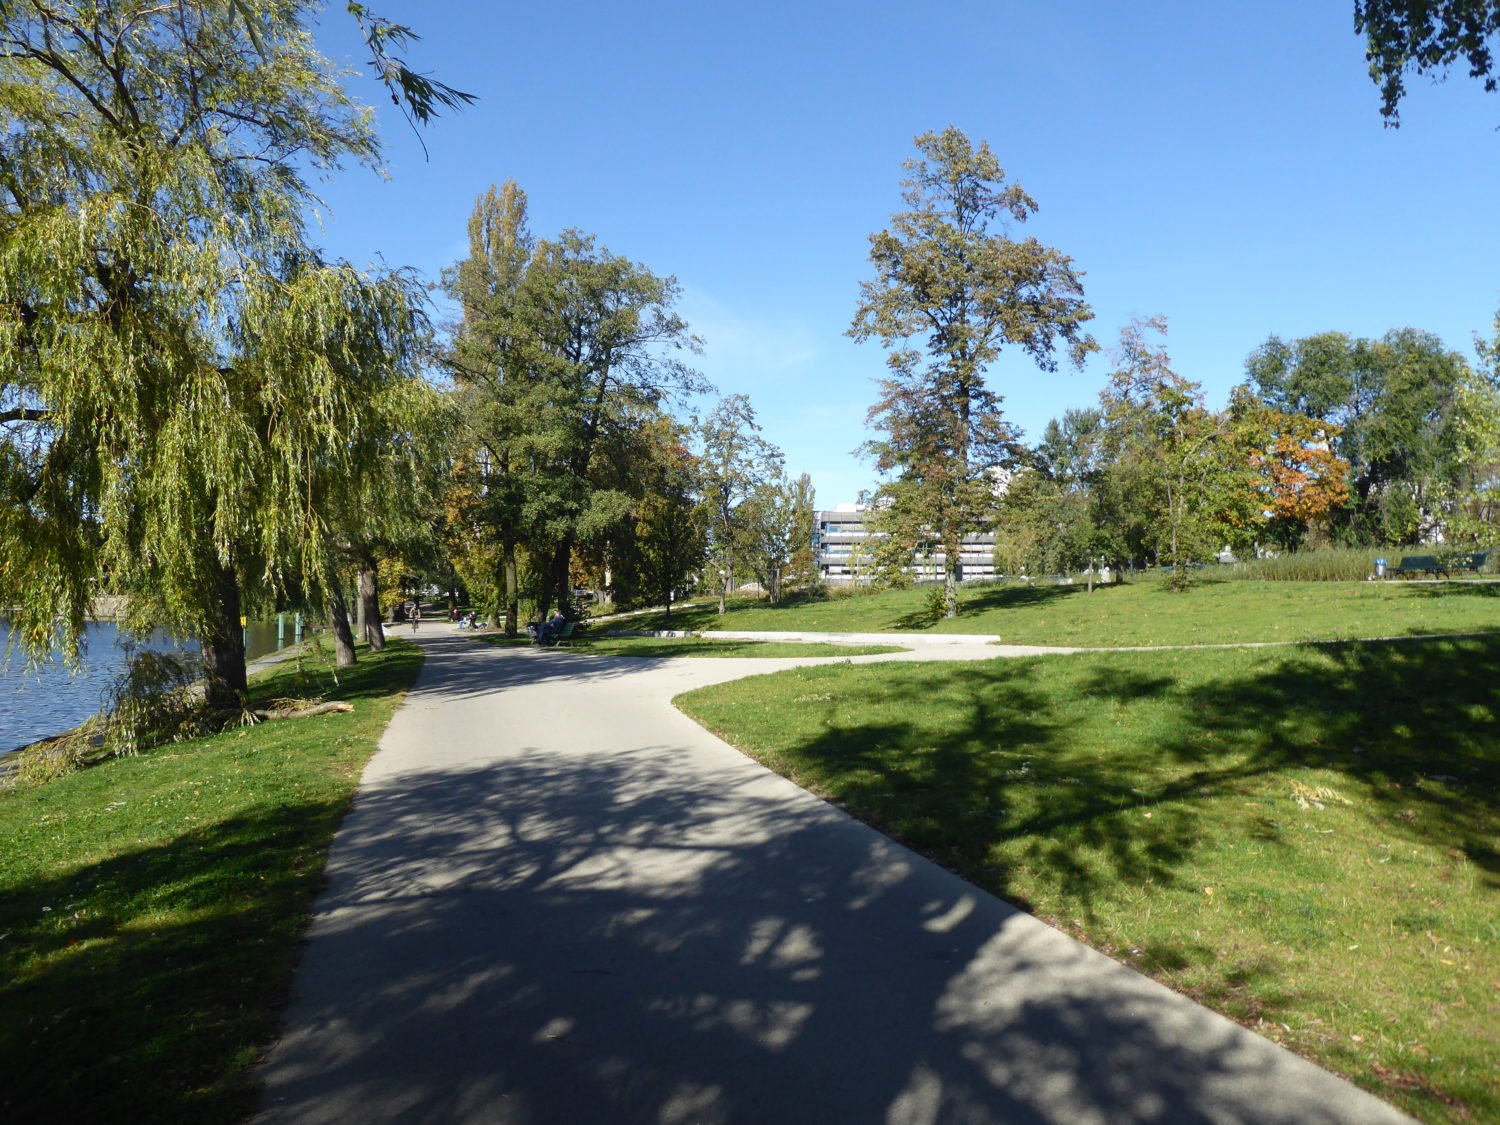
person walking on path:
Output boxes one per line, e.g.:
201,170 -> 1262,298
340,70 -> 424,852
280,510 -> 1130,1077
409,602 -> 420,633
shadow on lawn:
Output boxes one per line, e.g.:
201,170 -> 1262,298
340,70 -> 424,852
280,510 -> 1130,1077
881,581 -> 1092,630
1172,637 -> 1499,881
1402,581 -> 1500,598
771,658 -> 1204,908
761,635 -> 1499,918
0,799 -> 350,1124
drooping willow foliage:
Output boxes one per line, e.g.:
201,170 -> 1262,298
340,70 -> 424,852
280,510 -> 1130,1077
0,1 -> 435,706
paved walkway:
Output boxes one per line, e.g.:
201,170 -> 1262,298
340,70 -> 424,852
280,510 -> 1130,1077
257,629 -> 1411,1123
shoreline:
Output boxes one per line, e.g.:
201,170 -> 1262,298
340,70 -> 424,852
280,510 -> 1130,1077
1,631 -> 333,764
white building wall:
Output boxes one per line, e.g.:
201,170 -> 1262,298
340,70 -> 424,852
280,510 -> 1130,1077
814,506 -> 997,585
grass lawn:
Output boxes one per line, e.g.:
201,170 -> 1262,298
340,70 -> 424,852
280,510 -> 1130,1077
613,577 -> 1500,646
0,639 -> 423,1123
474,632 -> 904,658
675,637 -> 1499,1124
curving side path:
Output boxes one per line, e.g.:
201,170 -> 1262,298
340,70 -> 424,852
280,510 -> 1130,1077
256,629 -> 1412,1124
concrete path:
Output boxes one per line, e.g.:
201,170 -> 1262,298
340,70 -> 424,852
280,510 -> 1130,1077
257,629 -> 1411,1124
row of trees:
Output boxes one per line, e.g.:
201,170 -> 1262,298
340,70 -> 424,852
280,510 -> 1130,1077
440,184 -> 815,630
0,0 -> 813,715
0,4 -> 795,713
851,129 -> 1500,606
994,319 -> 1500,580
8,1 -> 1495,695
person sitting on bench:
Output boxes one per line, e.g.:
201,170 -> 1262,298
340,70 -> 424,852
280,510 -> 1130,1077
540,609 -> 567,644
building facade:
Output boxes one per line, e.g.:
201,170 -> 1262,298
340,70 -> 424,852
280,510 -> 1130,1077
814,505 -> 998,585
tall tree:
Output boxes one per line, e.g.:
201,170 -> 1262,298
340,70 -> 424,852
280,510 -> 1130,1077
0,0 -> 432,708
698,395 -> 783,615
1224,387 -> 1351,552
516,232 -> 707,624
443,182 -> 536,636
319,373 -> 451,665
785,472 -> 819,591
742,477 -> 799,603
992,467 -> 1098,579
1430,308 -> 1500,544
1355,1 -> 1500,124
850,127 -> 1097,617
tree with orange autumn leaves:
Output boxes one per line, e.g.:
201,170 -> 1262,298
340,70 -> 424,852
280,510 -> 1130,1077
1227,388 -> 1351,551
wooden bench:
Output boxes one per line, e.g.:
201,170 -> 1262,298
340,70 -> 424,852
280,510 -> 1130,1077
1389,552 -> 1488,578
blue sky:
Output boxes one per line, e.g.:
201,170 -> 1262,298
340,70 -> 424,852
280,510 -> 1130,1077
309,1 -> 1500,508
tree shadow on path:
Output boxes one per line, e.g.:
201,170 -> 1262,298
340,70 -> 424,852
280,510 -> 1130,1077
256,727 -> 1403,1123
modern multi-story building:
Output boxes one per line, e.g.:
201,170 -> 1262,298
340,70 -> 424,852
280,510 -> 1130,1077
814,504 -> 998,585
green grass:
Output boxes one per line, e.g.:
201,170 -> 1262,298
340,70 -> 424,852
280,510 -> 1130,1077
612,576 -> 1500,646
675,638 -> 1499,1124
473,632 -> 903,658
0,640 -> 423,1123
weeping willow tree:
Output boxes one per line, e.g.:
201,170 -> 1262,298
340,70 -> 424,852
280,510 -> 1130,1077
0,1 -> 434,708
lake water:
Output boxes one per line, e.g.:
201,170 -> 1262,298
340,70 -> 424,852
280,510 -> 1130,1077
0,620 -> 304,754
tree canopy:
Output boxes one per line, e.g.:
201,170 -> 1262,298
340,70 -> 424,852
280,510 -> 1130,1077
442,182 -> 709,627
1356,0 -> 1500,124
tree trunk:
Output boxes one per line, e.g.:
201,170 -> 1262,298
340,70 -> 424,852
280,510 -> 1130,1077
536,539 -> 572,631
944,532 -> 960,618
326,568 -> 357,668
359,556 -> 385,652
202,557 -> 248,711
1168,476 -> 1179,569
503,540 -> 519,637
552,539 -> 573,618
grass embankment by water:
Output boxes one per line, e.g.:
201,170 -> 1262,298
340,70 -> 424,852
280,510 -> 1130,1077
475,632 -> 904,658
676,629 -> 1499,1125
621,576 -> 1500,646
0,639 -> 422,1123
